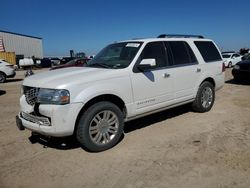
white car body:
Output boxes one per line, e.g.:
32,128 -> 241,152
0,59 -> 16,82
17,37 -> 225,137
222,53 -> 242,67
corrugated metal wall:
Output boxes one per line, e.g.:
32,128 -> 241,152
0,31 -> 43,58
0,52 -> 16,64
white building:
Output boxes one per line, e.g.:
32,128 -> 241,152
0,30 -> 43,58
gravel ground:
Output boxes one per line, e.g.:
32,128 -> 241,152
0,68 -> 250,188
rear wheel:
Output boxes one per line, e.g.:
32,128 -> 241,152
76,101 -> 124,152
192,81 -> 215,113
0,72 -> 6,83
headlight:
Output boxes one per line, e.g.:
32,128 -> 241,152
37,88 -> 70,105
234,65 -> 240,70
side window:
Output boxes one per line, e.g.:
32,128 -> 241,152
167,41 -> 197,66
194,41 -> 222,62
140,42 -> 167,69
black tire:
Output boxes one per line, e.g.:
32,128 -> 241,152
192,81 -> 215,113
76,101 -> 124,152
233,76 -> 241,83
228,62 -> 232,68
0,72 -> 6,83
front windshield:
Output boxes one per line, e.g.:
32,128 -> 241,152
86,42 -> 142,69
222,54 -> 231,58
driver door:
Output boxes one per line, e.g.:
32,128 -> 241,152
130,42 -> 175,115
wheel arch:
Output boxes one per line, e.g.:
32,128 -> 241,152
74,94 -> 127,134
0,71 -> 7,83
0,71 -> 7,76
201,77 -> 215,87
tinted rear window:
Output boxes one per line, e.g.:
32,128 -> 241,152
166,41 -> 197,66
194,41 -> 222,62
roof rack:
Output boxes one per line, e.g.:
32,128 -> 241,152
157,34 -> 204,39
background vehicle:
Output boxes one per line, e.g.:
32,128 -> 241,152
232,55 -> 250,82
17,35 -> 225,152
60,57 -> 75,65
50,58 -> 61,66
50,58 -> 90,70
241,53 -> 250,60
39,58 -> 52,68
222,52 -> 242,67
19,58 -> 34,68
0,59 -> 16,83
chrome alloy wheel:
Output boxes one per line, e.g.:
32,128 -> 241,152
89,110 -> 119,145
201,86 -> 213,109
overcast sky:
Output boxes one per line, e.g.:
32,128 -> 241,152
1,0 -> 250,56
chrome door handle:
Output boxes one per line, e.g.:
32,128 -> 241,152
163,73 -> 170,78
196,68 -> 201,72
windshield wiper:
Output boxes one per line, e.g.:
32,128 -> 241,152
87,63 -> 111,68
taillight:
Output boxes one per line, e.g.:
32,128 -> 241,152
222,62 -> 226,72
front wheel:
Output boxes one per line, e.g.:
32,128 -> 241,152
76,101 -> 124,152
0,72 -> 6,83
192,81 -> 215,113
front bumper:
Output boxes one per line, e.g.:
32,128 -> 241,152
17,95 -> 84,137
6,71 -> 16,78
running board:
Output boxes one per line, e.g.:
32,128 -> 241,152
125,99 -> 194,122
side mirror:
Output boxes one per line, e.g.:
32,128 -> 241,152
137,59 -> 156,71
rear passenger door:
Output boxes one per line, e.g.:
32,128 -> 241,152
165,41 -> 200,100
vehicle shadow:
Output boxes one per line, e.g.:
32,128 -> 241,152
28,104 -> 191,151
0,90 -> 6,96
225,78 -> 250,85
124,104 -> 191,133
28,134 -> 80,150
5,79 -> 23,83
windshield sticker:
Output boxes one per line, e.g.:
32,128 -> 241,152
126,43 -> 140,48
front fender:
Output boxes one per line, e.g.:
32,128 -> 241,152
72,78 -> 133,105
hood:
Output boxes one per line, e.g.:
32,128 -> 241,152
23,67 -> 128,89
0,60 -> 11,66
50,64 -> 75,70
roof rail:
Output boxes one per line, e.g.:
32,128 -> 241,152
157,34 -> 204,39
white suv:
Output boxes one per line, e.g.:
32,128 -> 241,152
16,35 -> 225,152
0,59 -> 16,83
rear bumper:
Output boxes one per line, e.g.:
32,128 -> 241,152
215,72 -> 225,91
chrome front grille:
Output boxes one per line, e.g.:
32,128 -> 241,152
23,86 -> 39,105
21,112 -> 51,126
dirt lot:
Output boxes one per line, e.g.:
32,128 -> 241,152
0,69 -> 250,188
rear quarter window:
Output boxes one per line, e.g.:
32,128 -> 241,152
194,41 -> 222,62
